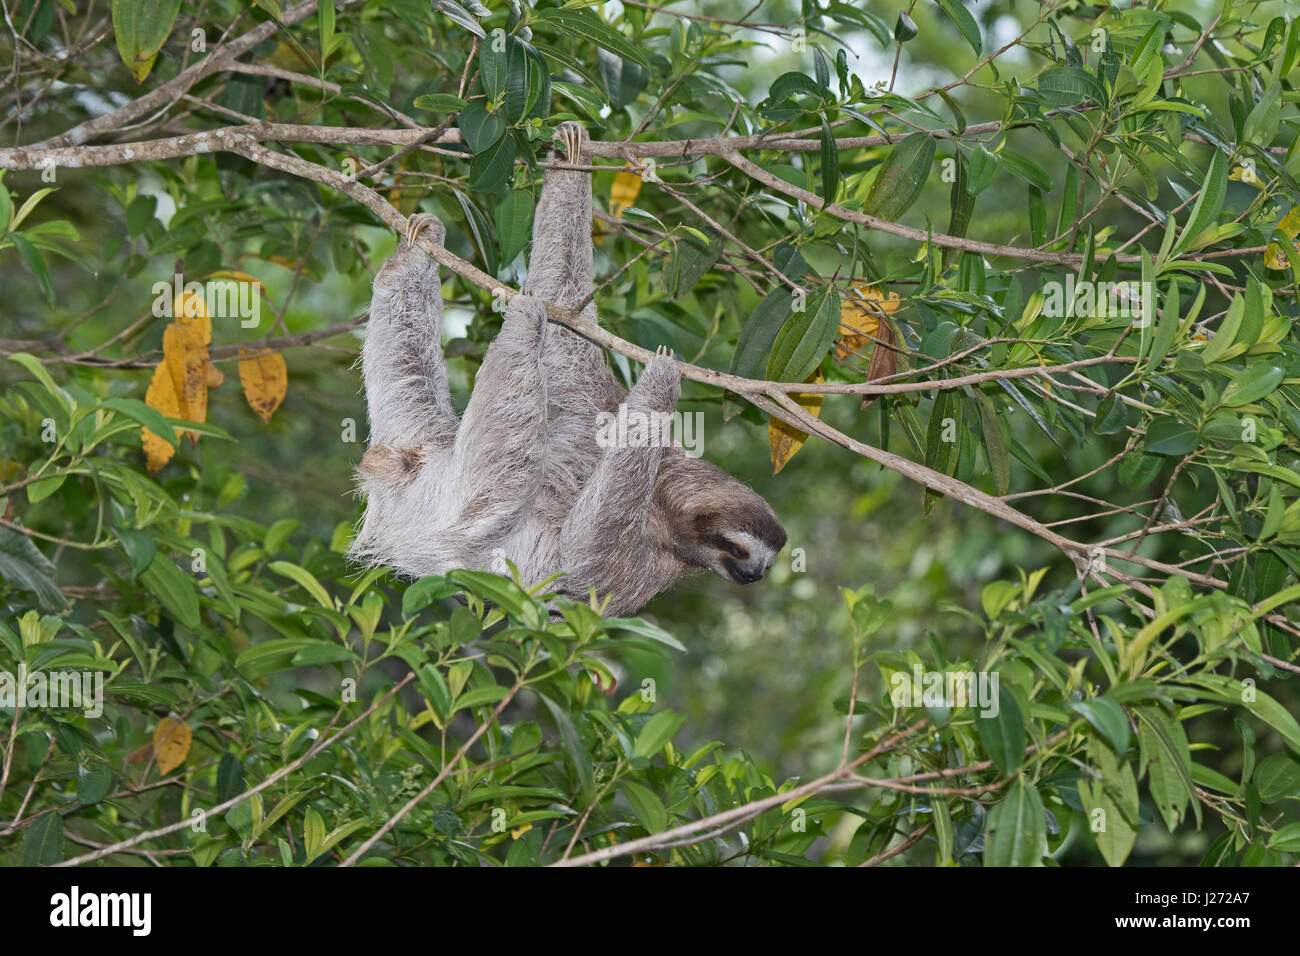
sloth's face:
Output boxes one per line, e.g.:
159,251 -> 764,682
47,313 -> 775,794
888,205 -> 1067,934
662,457 -> 787,584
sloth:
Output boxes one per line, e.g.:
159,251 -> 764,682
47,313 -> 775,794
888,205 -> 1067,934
350,122 -> 786,616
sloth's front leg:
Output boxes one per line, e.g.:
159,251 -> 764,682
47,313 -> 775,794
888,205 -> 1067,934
558,348 -> 680,597
364,212 -> 455,446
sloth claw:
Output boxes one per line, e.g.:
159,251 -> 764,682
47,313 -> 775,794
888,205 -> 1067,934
405,213 -> 444,248
555,121 -> 587,163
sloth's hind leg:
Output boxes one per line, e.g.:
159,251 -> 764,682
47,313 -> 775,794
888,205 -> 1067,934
362,213 -> 456,448
439,294 -> 550,560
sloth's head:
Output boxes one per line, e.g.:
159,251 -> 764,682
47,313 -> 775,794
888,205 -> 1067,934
659,456 -> 787,585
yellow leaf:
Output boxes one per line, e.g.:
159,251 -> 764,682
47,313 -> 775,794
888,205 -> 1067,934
204,270 -> 265,297
1265,238 -> 1300,270
152,717 -> 192,775
1228,165 -> 1268,189
610,170 -> 642,218
837,285 -> 900,358
1279,207 -> 1300,239
142,317 -> 223,472
142,354 -> 181,474
1263,208 -> 1300,270
238,348 -> 288,424
511,823 -> 533,839
174,290 -> 212,344
770,370 -> 824,475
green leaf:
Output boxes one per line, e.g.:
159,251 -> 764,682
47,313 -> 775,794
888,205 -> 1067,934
76,765 -> 113,804
454,684 -> 509,714
983,777 -> 1046,866
975,391 -> 1009,495
1202,293 -> 1243,364
103,396 -> 178,449
0,525 -> 66,610
663,228 -> 723,299
1072,698 -> 1130,754
433,0 -> 485,38
1173,150 -> 1227,256
1243,82 -> 1282,147
976,684 -> 1025,775
479,32 -> 509,100
933,797 -> 954,864
1036,67 -> 1106,106
1220,364 -> 1283,407
217,753 -> 245,803
603,616 -> 687,652
304,807 -> 326,860
9,352 -> 66,407
863,133 -> 936,222
447,569 -> 535,620
469,132 -> 516,192
1118,447 -> 1163,487
999,149 -> 1054,192
457,101 -> 506,154
318,0 -> 335,53
966,144 -> 1000,196
728,287 -> 794,392
495,189 -> 534,264
402,575 -> 459,616
112,526 -> 156,578
1254,751 -> 1300,803
10,233 -> 53,304
269,560 -> 334,611
535,9 -> 650,70
1144,418 -> 1197,456
767,289 -> 840,384
290,642 -> 356,666
1136,707 -> 1197,831
818,116 -> 839,207
412,94 -> 469,112
1079,735 -> 1139,866
140,553 -> 200,629
1187,675 -> 1300,756
0,174 -> 12,231
622,780 -> 668,833
1190,761 -> 1238,794
417,664 -> 451,722
1268,821 -> 1300,852
537,692 -> 593,799
598,49 -> 648,110
1147,278 -> 1181,370
934,0 -> 980,54
22,811 -> 63,866
112,0 -> 182,82
633,709 -> 686,760
1093,393 -> 1133,435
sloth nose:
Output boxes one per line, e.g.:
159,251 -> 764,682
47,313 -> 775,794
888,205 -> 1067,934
724,557 -> 765,584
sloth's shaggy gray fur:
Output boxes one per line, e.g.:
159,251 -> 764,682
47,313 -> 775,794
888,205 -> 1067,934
350,123 -> 786,615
